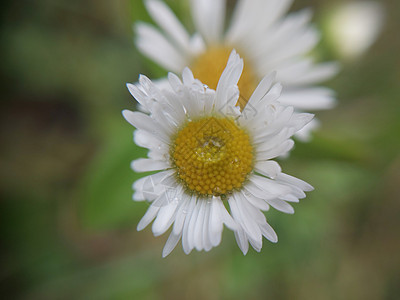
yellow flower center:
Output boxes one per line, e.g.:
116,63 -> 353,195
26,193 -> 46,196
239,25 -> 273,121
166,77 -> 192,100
171,117 -> 254,197
190,46 -> 259,110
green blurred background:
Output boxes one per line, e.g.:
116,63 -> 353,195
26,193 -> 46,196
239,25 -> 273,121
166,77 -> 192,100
1,0 -> 399,299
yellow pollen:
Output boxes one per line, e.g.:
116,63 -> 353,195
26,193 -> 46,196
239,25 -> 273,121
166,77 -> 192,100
190,46 -> 258,110
171,117 -> 254,197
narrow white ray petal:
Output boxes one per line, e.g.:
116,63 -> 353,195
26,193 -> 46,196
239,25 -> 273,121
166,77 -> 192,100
133,130 -> 165,150
135,22 -> 186,72
172,194 -> 191,235
260,223 -> 278,243
209,197 -> 223,246
191,0 -> 226,44
229,196 -> 253,240
278,61 -> 339,86
277,173 -> 314,191
182,214 -> 192,254
254,161 -> 282,179
182,67 -> 196,85
131,158 -> 169,172
294,118 -> 319,142
126,83 -> 150,108
151,104 -> 177,136
215,196 -> 237,230
162,232 -> 182,258
203,90 -> 216,115
234,194 -> 262,244
215,50 -> 243,113
152,200 -> 179,236
189,33 -> 206,56
150,187 -> 172,207
137,205 -> 160,231
250,175 -> 292,196
187,199 -> 201,251
279,88 -> 336,110
290,113 -> 315,133
248,237 -> 262,252
194,200 -> 206,251
203,201 -> 213,251
137,170 -> 174,193
182,196 -> 197,254
267,199 -> 295,214
122,110 -> 170,143
256,139 -> 294,160
227,0 -> 293,44
133,170 -> 174,201
266,27 -> 320,67
145,0 -> 191,51
243,182 -> 277,201
246,72 -> 276,106
279,194 -> 300,202
234,229 -> 249,255
250,9 -> 313,62
168,72 -> 183,93
240,190 -> 270,211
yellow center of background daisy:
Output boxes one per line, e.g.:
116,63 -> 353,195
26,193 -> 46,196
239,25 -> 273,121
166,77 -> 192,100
190,46 -> 258,110
172,117 -> 253,196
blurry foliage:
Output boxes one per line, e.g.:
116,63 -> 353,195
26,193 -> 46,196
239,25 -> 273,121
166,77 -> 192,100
0,0 -> 399,299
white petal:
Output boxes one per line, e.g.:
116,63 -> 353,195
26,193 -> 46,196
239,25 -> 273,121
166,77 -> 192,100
126,83 -> 150,108
278,61 -> 339,86
279,88 -> 336,110
234,229 -> 249,255
267,199 -> 295,214
137,205 -> 159,231
255,161 -> 282,179
131,158 -> 169,172
209,197 -> 224,247
162,232 -> 182,258
168,72 -> 183,93
122,110 -> 170,143
152,200 -> 179,236
215,196 -> 237,230
246,72 -> 276,107
249,175 -> 292,196
182,195 -> 197,254
133,129 -> 165,150
145,0 -> 191,51
277,173 -> 314,191
151,103 -> 177,136
294,118 -> 320,142
256,139 -> 294,160
187,199 -> 201,251
191,0 -> 226,44
229,195 -> 261,246
203,201 -> 213,251
133,170 -> 174,201
234,194 -> 262,244
260,223 -> 278,243
182,67 -> 196,85
172,194 -> 191,235
193,200 -> 206,251
241,190 -> 270,211
227,0 -> 293,44
135,22 -> 187,72
215,50 -> 243,114
279,194 -> 300,202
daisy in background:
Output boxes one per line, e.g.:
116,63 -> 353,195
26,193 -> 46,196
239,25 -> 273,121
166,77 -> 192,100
135,0 -> 339,141
123,50 -> 314,257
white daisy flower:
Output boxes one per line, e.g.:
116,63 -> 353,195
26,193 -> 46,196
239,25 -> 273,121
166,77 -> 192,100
123,50 -> 314,257
135,0 -> 339,140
